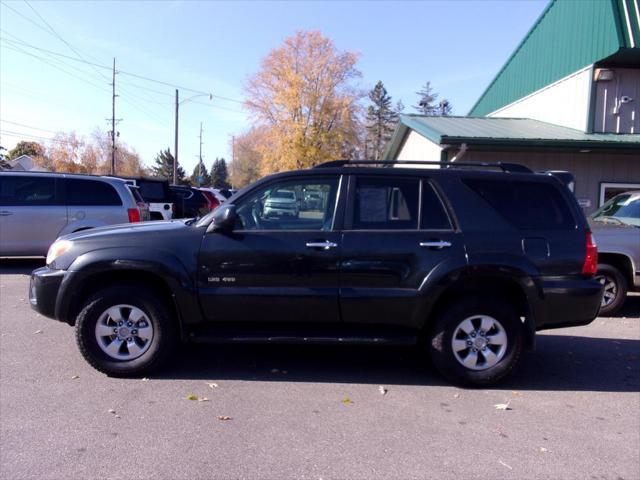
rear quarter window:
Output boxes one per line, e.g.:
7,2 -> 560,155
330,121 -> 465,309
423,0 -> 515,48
463,179 -> 576,230
65,179 -> 122,206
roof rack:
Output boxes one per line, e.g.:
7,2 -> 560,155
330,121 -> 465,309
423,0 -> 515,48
313,160 -> 532,173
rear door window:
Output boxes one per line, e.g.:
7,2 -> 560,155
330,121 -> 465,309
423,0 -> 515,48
463,179 -> 575,229
0,175 -> 59,206
65,179 -> 122,206
352,177 -> 419,230
421,181 -> 452,230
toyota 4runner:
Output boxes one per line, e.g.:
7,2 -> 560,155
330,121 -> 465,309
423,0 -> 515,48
30,161 -> 604,386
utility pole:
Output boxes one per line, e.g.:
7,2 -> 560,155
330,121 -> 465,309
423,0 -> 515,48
198,122 -> 204,187
111,58 -> 117,175
173,89 -> 179,185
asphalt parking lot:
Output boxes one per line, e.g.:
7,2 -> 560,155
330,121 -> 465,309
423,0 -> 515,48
1,259 -> 639,480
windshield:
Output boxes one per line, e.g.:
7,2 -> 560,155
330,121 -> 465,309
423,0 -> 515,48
591,193 -> 640,227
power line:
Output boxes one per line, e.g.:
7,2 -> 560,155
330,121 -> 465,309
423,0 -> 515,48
0,31 -> 244,103
0,119 -> 60,134
23,0 -> 111,83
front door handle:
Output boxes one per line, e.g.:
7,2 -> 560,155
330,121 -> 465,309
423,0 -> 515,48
0,211 -> 14,216
419,240 -> 452,249
306,241 -> 338,250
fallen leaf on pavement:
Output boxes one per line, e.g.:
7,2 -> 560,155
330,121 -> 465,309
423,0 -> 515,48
341,396 -> 354,405
71,375 -> 79,379
186,394 -> 198,401
511,391 -> 523,397
494,403 -> 512,411
539,447 -> 548,452
453,393 -> 460,399
34,330 -> 42,334
197,397 -> 210,402
217,415 -> 232,421
207,383 -> 219,389
378,386 -> 387,395
114,415 -> 121,419
107,409 -> 116,414
141,378 -> 149,382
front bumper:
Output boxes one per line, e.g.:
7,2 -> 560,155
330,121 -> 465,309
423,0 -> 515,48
536,277 -> 604,330
29,267 -> 66,321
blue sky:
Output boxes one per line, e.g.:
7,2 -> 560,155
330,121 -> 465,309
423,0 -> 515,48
1,0 -> 547,174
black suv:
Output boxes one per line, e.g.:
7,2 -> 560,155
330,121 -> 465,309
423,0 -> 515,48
30,161 -> 603,386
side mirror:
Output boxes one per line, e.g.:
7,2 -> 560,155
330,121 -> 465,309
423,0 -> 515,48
207,204 -> 237,233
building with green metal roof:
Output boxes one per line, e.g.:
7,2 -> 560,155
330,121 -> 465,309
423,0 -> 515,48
384,0 -> 639,213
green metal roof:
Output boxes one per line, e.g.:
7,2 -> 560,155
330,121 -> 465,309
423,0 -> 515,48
469,0 -> 640,117
383,115 -> 640,159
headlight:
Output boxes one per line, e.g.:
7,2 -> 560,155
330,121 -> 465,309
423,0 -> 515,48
46,240 -> 73,266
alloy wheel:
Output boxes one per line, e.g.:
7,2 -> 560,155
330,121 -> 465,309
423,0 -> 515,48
94,304 -> 154,360
451,315 -> 508,371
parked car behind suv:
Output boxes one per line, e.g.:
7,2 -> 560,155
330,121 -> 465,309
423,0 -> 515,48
589,191 -> 640,315
29,161 -> 603,386
0,171 -> 149,256
170,185 -> 216,219
111,176 -> 173,221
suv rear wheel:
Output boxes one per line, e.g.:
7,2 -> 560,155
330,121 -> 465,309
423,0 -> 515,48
429,297 -> 523,387
75,285 -> 177,377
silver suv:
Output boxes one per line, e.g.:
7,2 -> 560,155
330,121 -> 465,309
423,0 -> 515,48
0,172 -> 149,256
589,191 -> 640,315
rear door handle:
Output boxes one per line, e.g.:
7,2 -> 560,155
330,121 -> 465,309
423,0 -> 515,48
306,241 -> 338,250
0,211 -> 14,216
419,240 -> 452,249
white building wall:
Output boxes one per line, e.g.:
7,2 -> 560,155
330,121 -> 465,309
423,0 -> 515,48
395,130 -> 442,168
488,67 -> 592,132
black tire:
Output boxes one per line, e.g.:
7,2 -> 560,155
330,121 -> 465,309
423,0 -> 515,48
429,297 -> 524,387
75,285 -> 177,377
596,264 -> 628,316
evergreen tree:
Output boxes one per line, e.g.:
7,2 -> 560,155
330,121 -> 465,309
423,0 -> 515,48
151,148 -> 187,184
365,81 -> 400,160
191,162 -> 211,186
210,157 -> 231,189
0,146 -> 10,170
414,82 -> 453,116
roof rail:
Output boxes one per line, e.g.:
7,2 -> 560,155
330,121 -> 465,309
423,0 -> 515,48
313,160 -> 532,173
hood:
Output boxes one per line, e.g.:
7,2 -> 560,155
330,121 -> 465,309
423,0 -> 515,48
61,220 -> 189,242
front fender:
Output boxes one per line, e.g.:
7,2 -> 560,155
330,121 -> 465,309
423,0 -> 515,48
55,247 -> 201,330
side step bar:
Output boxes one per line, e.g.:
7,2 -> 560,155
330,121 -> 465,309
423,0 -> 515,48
189,331 -> 418,346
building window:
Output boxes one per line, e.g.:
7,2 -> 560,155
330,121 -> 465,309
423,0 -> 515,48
599,183 -> 640,206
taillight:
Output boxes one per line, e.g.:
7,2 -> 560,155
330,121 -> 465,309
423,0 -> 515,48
128,208 -> 141,223
582,231 -> 597,276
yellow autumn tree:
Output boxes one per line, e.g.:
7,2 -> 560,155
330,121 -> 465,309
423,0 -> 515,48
245,30 -> 363,174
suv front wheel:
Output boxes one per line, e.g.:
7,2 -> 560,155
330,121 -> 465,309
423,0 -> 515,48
75,285 -> 177,377
429,297 -> 523,387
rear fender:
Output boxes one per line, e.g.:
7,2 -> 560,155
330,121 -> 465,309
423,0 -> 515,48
416,253 -> 541,348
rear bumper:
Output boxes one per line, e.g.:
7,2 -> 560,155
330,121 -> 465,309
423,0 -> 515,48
29,267 -> 65,321
536,277 -> 604,331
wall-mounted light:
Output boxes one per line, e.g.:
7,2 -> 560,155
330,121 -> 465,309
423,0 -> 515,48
594,68 -> 614,81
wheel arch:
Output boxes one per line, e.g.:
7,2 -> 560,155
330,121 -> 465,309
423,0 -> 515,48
598,252 -> 634,287
55,247 -> 200,341
421,268 -> 538,349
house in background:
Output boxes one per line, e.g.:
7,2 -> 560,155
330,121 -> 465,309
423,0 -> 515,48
5,155 -> 47,172
384,0 -> 639,214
